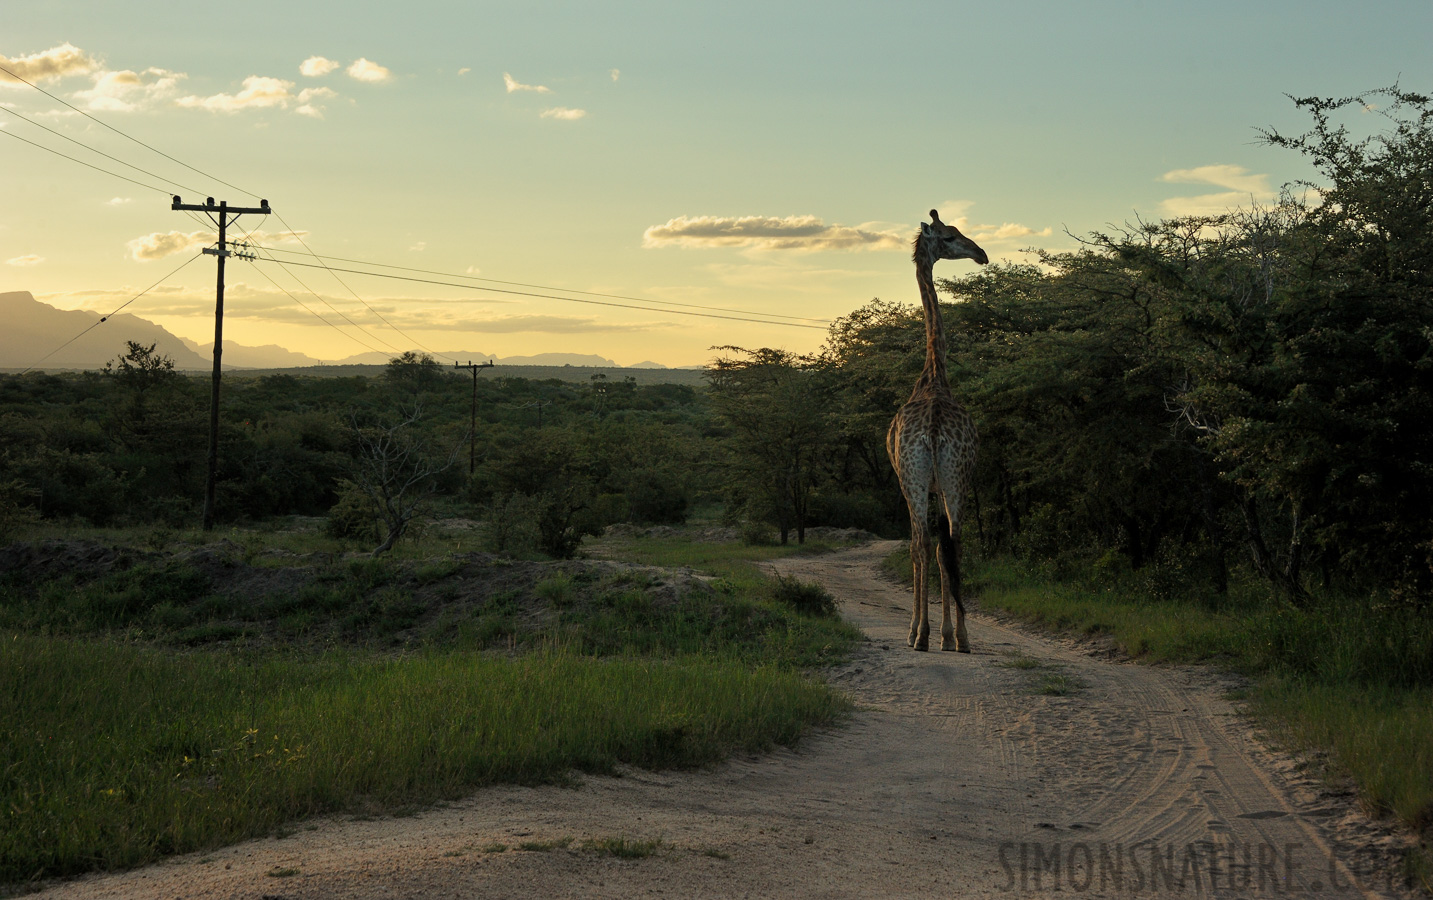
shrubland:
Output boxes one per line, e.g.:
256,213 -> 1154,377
3,86 -> 1432,889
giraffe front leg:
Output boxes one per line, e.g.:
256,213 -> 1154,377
911,533 -> 922,647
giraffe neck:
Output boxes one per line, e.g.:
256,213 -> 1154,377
915,252 -> 947,387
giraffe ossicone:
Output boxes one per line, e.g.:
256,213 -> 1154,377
886,209 -> 986,651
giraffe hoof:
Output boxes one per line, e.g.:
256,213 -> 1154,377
913,639 -> 929,652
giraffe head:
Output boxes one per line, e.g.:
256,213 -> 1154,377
915,209 -> 989,266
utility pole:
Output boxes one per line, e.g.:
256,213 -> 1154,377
455,359 -> 495,474
520,399 -> 552,428
172,195 -> 271,531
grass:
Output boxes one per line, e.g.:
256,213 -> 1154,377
1034,672 -> 1082,697
998,652 -> 1083,696
0,548 -> 859,668
0,524 -> 864,888
581,837 -> 665,859
589,532 -> 839,576
953,551 -> 1433,890
0,633 -> 848,884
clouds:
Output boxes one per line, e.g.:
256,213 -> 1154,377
299,54 -> 392,84
643,215 -> 907,252
73,67 -> 184,112
504,72 -> 550,94
6,254 -> 43,267
642,209 -> 1052,258
126,229 -> 307,261
2,43 -> 390,118
346,58 -> 392,83
1159,164 -> 1275,217
961,222 -> 1052,242
177,76 -> 296,113
299,56 -> 340,78
0,43 -> 97,84
127,230 -> 213,261
506,71 -> 592,121
178,54 -> 389,115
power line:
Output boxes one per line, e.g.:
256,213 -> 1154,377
20,253 -> 204,374
1,68 -> 436,364
268,211 -> 460,363
247,259 -> 397,357
0,126 -> 173,196
249,256 -> 831,330
247,246 -> 407,355
0,80 -> 414,361
0,61 -> 262,202
1,62 -> 830,341
0,103 -> 205,196
254,246 -> 832,324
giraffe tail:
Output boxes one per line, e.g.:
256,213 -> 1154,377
935,513 -> 960,594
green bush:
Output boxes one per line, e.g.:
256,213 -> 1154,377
325,480 -> 379,542
770,574 -> 838,618
481,492 -> 544,556
0,480 -> 38,544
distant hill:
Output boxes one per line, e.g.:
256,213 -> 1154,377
181,337 -> 322,369
0,291 -> 700,375
0,291 -> 212,371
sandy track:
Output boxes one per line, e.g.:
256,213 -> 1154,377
40,542 -> 1410,899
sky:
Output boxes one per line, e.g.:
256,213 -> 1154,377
3,1 -> 1431,367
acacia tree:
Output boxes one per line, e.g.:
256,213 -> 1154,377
707,346 -> 833,544
102,341 -> 177,393
1106,87 -> 1433,600
384,351 -> 447,392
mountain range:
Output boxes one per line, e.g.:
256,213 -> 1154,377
0,291 -> 679,371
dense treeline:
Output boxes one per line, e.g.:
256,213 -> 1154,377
709,88 -> 1433,606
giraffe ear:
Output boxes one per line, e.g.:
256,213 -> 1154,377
920,222 -> 932,235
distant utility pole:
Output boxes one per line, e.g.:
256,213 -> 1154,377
519,399 -> 552,429
455,359 -> 495,474
172,195 -> 270,531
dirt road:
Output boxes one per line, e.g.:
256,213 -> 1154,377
42,541 -> 1410,898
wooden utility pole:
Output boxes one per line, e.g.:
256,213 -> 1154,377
455,359 -> 495,474
172,195 -> 270,531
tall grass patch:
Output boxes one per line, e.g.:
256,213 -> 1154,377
0,633 -> 848,883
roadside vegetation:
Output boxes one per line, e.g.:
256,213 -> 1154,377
875,89 -> 1432,889
0,524 -> 859,887
3,86 -> 1432,891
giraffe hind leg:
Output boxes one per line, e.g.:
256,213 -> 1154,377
935,512 -> 969,652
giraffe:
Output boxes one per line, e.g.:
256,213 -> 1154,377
886,209 -> 988,651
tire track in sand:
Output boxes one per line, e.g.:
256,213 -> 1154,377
772,541 -> 1403,899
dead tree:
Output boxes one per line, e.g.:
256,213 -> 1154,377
347,404 -> 464,556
